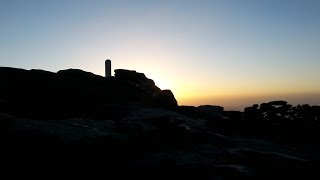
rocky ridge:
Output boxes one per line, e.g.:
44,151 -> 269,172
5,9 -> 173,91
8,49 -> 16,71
0,67 -> 318,179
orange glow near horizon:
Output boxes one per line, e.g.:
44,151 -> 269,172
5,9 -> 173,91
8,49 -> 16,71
87,58 -> 320,111
176,91 -> 320,111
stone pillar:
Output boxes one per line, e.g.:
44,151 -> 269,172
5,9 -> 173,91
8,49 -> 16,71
105,59 -> 111,77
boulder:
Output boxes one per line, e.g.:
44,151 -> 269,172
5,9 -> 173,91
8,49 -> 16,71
197,105 -> 224,114
114,69 -> 160,92
177,106 -> 198,118
197,105 -> 224,120
268,100 -> 288,106
150,90 -> 178,109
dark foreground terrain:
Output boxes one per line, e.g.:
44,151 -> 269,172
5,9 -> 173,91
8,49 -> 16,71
0,67 -> 319,179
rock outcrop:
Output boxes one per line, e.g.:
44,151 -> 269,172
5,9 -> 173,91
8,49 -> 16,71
0,67 -> 318,179
0,67 -> 177,119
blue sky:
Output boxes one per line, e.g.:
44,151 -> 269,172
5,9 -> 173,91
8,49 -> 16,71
1,0 -> 320,109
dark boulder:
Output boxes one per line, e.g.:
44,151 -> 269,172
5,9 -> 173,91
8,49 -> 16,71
268,100 -> 288,106
150,90 -> 178,109
114,69 -> 178,109
197,105 -> 224,114
114,69 -> 160,93
177,106 -> 198,118
197,105 -> 224,119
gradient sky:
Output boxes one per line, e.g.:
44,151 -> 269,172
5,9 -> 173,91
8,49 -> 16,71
1,0 -> 320,110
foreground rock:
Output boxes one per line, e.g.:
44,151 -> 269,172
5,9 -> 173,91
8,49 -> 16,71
1,108 -> 314,179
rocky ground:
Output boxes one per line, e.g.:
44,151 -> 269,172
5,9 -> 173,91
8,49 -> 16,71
0,67 -> 319,179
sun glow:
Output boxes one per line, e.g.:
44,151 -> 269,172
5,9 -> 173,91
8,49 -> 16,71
152,76 -> 172,90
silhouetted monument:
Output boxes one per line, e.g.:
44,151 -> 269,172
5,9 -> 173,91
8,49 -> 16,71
105,59 -> 111,77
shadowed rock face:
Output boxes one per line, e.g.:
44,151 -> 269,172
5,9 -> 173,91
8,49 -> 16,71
150,89 -> 178,110
0,67 -> 177,119
113,69 -> 178,109
0,67 -> 318,179
114,69 -> 158,91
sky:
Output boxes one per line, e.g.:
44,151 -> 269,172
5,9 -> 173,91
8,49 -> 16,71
1,0 -> 320,110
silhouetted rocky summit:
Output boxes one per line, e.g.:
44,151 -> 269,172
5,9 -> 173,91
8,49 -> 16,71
0,67 -> 177,119
0,67 -> 318,179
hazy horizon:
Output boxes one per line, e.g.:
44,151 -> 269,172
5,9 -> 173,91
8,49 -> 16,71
2,65 -> 319,111
1,0 -> 320,110
180,92 -> 320,111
